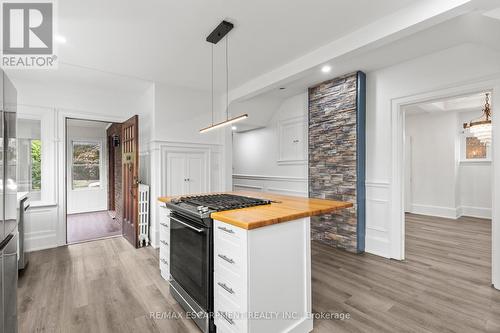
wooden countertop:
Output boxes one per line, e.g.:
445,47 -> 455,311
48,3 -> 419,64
158,191 -> 353,230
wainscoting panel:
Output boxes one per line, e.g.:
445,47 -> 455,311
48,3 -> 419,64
25,206 -> 59,252
365,181 -> 391,258
232,174 -> 307,197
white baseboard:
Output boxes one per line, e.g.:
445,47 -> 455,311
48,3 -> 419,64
459,206 -> 492,219
408,204 -> 492,220
364,235 -> 391,259
25,231 -> 58,252
409,204 -> 459,219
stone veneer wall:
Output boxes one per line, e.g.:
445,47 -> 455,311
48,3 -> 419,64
308,71 -> 366,253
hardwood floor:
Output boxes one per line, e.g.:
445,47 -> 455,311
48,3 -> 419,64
67,211 -> 122,244
19,214 -> 500,332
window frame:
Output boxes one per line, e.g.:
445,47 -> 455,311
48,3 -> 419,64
70,140 -> 103,190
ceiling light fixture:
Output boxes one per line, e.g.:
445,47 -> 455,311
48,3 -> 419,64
231,126 -> 237,131
321,65 -> 331,73
463,93 -> 492,145
200,21 -> 248,133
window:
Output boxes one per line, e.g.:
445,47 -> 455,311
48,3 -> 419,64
31,139 -> 42,190
18,118 -> 42,201
72,141 -> 101,189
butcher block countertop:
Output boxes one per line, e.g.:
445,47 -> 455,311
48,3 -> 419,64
157,191 -> 353,230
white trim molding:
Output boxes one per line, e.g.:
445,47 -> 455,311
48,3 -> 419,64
233,174 -> 307,183
390,76 -> 500,289
232,174 -> 308,198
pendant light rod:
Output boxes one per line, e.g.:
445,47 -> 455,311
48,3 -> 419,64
199,114 -> 248,133
211,43 -> 214,125
201,20 -> 248,134
225,35 -> 229,120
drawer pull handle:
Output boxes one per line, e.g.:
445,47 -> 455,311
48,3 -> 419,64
219,311 -> 235,325
160,222 -> 169,228
160,240 -> 169,246
160,258 -> 168,265
217,254 -> 234,264
217,282 -> 235,294
217,226 -> 234,234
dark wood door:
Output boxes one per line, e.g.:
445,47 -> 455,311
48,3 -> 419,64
122,115 -> 139,248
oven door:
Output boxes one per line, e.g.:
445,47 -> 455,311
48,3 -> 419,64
170,213 -> 211,310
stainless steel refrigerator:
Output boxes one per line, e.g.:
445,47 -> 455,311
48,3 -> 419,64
0,69 -> 18,333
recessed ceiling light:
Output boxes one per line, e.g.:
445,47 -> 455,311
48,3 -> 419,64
55,35 -> 67,44
231,126 -> 237,131
321,65 -> 331,73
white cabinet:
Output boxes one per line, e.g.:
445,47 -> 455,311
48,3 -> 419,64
278,117 -> 307,164
159,203 -> 171,281
213,218 -> 313,333
166,152 -> 207,196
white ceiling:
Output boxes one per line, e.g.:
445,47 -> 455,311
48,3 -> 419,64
404,92 -> 488,115
231,11 -> 500,130
37,0 -> 416,90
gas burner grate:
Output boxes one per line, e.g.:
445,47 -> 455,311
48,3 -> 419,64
179,194 -> 271,211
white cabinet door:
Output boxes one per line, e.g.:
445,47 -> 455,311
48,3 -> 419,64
167,153 -> 187,196
186,153 -> 206,194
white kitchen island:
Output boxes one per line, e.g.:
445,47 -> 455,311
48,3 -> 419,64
158,192 -> 352,333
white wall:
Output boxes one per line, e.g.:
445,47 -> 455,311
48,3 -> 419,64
365,43 -> 500,259
405,109 -> 492,219
405,111 -> 459,218
232,92 -> 308,197
11,75 -> 154,251
66,122 -> 109,214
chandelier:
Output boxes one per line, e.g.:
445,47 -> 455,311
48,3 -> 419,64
463,93 -> 492,146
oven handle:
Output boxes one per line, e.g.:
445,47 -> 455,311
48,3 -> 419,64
170,216 -> 205,233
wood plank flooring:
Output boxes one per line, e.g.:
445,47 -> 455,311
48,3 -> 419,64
67,211 -> 122,244
18,214 -> 500,332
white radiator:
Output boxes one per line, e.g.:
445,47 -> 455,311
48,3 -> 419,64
138,184 -> 150,247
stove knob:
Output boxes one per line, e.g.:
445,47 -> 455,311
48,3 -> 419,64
197,206 -> 204,212
201,207 -> 210,213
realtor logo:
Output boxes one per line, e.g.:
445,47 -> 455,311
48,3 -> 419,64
1,1 -> 57,68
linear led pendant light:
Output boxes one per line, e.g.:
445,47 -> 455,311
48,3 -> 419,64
200,20 -> 248,133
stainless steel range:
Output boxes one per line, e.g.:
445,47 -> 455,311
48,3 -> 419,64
165,194 -> 271,333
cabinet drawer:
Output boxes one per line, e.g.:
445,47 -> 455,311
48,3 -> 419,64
159,240 -> 169,259
160,255 -> 170,281
215,264 -> 242,307
159,220 -> 170,241
215,295 -> 245,333
214,220 -> 245,241
215,235 -> 243,275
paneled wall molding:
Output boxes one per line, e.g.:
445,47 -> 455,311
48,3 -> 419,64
232,174 -> 308,198
277,115 -> 307,165
365,180 -> 391,188
233,184 -> 263,191
233,174 -> 307,183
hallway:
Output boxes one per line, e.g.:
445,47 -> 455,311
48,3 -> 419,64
67,211 -> 121,243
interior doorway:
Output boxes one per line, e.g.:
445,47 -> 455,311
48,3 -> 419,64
65,118 -> 122,244
402,91 -> 493,284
